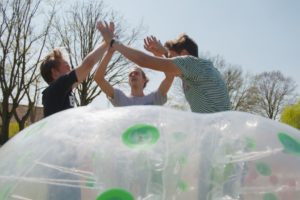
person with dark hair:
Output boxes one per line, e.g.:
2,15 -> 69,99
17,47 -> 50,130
40,42 -> 108,117
93,38 -> 174,106
97,21 -> 230,113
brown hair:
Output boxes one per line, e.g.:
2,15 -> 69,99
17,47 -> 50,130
164,33 -> 198,57
40,49 -> 63,84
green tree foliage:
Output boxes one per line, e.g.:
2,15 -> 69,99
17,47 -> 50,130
280,101 -> 300,130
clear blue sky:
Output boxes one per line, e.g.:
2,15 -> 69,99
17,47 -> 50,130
104,0 -> 300,94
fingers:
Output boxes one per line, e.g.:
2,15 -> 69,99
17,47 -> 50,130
144,44 -> 151,52
96,21 -> 111,30
144,38 -> 149,46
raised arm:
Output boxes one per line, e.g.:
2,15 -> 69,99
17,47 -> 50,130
144,35 -> 174,96
97,21 -> 181,76
144,35 -> 168,57
93,48 -> 115,98
75,41 -> 108,83
75,22 -> 115,82
158,74 -> 174,97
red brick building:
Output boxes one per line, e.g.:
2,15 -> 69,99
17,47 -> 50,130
0,104 -> 43,126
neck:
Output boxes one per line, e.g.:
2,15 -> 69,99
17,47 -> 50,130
131,87 -> 144,97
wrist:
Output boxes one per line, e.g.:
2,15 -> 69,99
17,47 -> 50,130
110,38 -> 121,48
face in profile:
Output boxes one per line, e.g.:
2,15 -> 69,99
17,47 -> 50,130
51,59 -> 71,81
128,67 -> 147,88
57,59 -> 71,74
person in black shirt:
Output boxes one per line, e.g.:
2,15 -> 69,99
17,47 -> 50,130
39,32 -> 113,199
40,41 -> 108,117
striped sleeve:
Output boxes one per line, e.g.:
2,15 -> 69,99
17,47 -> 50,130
172,56 -> 213,81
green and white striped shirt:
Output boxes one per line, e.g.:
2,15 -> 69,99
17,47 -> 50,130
172,56 -> 230,113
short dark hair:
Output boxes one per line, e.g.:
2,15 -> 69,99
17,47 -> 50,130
165,33 -> 198,57
40,49 -> 63,84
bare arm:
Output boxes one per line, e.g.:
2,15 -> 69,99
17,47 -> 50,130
144,35 -> 168,57
115,42 -> 180,76
97,21 -> 181,76
158,74 -> 174,97
75,41 -> 108,82
93,49 -> 115,98
143,35 -> 175,96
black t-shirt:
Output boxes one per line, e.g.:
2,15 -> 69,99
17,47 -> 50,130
42,70 -> 78,117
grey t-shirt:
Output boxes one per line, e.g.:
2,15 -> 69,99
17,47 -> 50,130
109,88 -> 167,107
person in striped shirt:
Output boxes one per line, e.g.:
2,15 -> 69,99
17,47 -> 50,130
97,21 -> 230,113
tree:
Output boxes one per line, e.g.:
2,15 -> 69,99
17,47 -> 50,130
48,0 -> 144,106
0,0 -> 55,144
280,100 -> 300,130
253,71 -> 297,120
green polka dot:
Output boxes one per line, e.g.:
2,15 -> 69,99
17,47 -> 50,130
177,180 -> 188,192
245,137 -> 256,150
278,132 -> 300,156
0,184 -> 12,199
122,124 -> 159,149
96,188 -> 134,200
256,162 -> 272,176
223,163 -> 235,180
263,193 -> 278,200
178,156 -> 187,165
85,178 -> 95,188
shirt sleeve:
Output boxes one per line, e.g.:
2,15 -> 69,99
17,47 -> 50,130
152,90 -> 167,105
108,88 -> 126,107
172,56 -> 212,81
46,70 -> 78,96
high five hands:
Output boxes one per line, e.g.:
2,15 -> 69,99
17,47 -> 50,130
144,36 -> 168,57
97,21 -> 115,45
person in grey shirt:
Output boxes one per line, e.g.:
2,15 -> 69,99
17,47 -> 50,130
94,36 -> 174,107
97,21 -> 230,113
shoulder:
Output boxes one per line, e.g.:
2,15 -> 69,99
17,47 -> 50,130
173,56 -> 211,65
113,88 -> 126,97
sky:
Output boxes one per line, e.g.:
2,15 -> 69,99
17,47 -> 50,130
65,0 -> 300,108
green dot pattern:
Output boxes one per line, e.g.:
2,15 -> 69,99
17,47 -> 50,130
177,180 -> 188,192
263,193 -> 278,200
96,188 -> 134,200
0,184 -> 12,199
85,178 -> 95,188
256,162 -> 272,176
178,156 -> 187,165
245,137 -> 256,150
122,124 -> 160,149
223,163 -> 234,180
278,132 -> 300,156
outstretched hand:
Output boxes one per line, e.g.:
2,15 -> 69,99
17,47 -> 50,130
97,21 -> 115,45
144,36 -> 167,57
